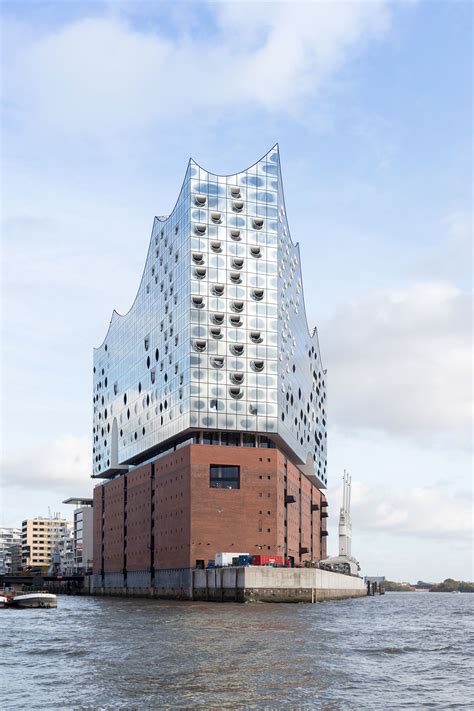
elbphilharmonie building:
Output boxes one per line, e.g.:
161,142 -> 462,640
92,146 -> 328,593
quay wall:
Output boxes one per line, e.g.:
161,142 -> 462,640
193,567 -> 366,602
90,567 -> 366,602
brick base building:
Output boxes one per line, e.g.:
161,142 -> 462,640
93,441 -> 327,592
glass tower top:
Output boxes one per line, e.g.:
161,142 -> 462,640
93,146 -> 327,488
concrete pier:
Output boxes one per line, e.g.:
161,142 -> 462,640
91,567 -> 367,602
193,567 -> 367,602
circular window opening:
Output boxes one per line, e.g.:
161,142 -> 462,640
230,186 -> 241,198
211,356 -> 224,369
250,246 -> 262,258
250,331 -> 263,343
232,257 -> 244,269
230,271 -> 242,284
194,223 -> 206,234
252,218 -> 264,230
211,312 -> 224,325
212,284 -> 224,296
194,267 -> 207,279
230,372 -> 244,385
210,327 -> 223,339
194,194 -> 206,206
194,340 -> 207,352
192,296 -> 204,309
229,387 -> 243,399
233,200 -> 244,212
230,315 -> 243,327
251,289 -> 264,301
251,360 -> 265,372
210,213 -> 222,224
231,344 -> 244,356
231,301 -> 244,312
230,229 -> 241,240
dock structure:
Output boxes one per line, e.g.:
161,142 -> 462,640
192,566 -> 367,603
365,576 -> 385,595
90,566 -> 367,602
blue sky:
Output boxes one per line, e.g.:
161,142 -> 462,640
1,0 -> 472,582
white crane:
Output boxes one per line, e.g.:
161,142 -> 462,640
321,470 -> 360,576
339,470 -> 352,558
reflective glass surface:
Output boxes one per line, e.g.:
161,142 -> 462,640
92,146 -> 327,487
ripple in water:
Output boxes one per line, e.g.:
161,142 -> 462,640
1,593 -> 473,710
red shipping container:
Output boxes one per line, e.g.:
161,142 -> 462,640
251,555 -> 284,566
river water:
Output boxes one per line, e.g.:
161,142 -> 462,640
2,592 -> 472,709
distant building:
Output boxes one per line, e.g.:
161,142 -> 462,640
63,498 -> 94,574
50,528 -> 75,576
0,527 -> 21,574
21,517 -> 72,571
92,146 -> 329,593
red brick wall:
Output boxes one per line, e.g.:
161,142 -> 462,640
321,494 -> 328,560
92,443 -> 328,574
92,485 -> 103,574
285,459 -> 301,561
300,474 -> 312,562
126,464 -> 152,571
189,445 -> 280,567
103,476 -> 125,573
154,449 -> 191,569
276,452 -> 287,560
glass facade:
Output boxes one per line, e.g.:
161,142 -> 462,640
93,146 -> 327,487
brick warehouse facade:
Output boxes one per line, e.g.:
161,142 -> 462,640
93,444 -> 327,592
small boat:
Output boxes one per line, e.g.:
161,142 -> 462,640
0,594 -> 9,608
12,592 -> 57,609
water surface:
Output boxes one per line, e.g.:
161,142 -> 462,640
2,592 -> 472,709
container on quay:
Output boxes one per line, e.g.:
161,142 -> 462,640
252,554 -> 284,566
215,552 -> 249,568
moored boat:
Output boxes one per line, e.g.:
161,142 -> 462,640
12,592 -> 57,609
0,594 -> 9,608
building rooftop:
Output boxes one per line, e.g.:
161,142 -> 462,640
63,498 -> 94,507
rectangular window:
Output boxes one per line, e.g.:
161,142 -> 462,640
221,433 -> 240,447
242,434 -> 255,448
210,465 -> 240,490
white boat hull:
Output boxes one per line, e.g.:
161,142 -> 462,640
13,593 -> 57,609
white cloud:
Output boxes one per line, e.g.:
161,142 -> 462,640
327,479 -> 473,541
2,435 -> 91,491
3,2 -> 390,139
320,282 -> 472,448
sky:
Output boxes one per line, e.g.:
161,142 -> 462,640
1,0 -> 472,583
